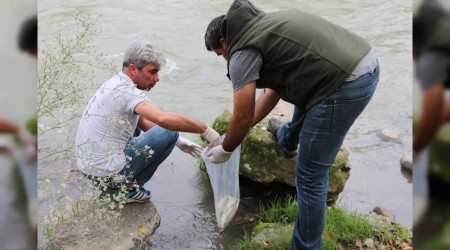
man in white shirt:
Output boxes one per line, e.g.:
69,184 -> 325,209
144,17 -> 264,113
75,41 -> 220,203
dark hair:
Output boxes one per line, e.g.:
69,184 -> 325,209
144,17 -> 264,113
205,15 -> 225,51
18,15 -> 37,52
413,0 -> 447,44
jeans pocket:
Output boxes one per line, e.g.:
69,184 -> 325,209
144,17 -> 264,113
332,94 -> 373,134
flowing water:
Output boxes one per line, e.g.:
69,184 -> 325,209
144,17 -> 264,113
38,0 -> 413,248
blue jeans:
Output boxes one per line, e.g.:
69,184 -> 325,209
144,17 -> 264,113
120,125 -> 178,186
280,65 -> 379,249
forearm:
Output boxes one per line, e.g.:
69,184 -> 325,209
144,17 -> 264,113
157,112 -> 207,134
413,84 -> 444,151
135,101 -> 207,134
222,113 -> 253,152
442,97 -> 450,122
413,114 -> 442,151
0,119 -> 20,134
252,89 -> 280,126
222,82 -> 256,152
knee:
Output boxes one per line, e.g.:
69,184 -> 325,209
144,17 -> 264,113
162,129 -> 179,146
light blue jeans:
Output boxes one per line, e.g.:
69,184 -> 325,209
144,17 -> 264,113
280,65 -> 380,249
120,125 -> 178,186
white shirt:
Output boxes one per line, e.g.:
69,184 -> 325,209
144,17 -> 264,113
75,72 -> 148,176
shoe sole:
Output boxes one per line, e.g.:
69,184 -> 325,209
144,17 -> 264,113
113,196 -> 151,204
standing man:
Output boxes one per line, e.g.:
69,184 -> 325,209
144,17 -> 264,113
413,0 -> 450,153
204,0 -> 379,249
75,41 -> 220,204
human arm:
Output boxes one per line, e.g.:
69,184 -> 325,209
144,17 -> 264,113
252,88 -> 280,126
0,119 -> 20,134
135,101 -> 207,133
134,101 -> 220,145
206,82 -> 256,163
137,116 -> 157,132
442,94 -> 450,122
413,82 -> 445,151
222,82 -> 256,152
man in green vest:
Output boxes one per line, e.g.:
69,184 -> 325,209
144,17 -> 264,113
412,0 -> 450,153
204,0 -> 379,249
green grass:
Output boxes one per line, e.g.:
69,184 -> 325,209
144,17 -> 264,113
259,195 -> 298,224
230,197 -> 412,250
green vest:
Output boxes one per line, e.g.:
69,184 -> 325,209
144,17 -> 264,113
223,0 -> 371,110
414,2 -> 450,57
424,19 -> 450,54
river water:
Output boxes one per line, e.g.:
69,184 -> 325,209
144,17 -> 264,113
38,0 -> 413,249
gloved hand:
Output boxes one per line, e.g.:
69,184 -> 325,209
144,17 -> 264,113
206,145 -> 232,164
202,125 -> 221,147
176,136 -> 202,157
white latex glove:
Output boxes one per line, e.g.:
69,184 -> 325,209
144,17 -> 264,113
202,125 -> 221,147
206,145 -> 232,164
176,136 -> 202,157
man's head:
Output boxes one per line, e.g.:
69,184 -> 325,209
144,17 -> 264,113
122,41 -> 166,91
205,15 -> 229,60
18,15 -> 37,57
413,0 -> 448,58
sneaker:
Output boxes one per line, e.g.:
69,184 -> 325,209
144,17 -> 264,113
113,186 -> 151,203
267,117 -> 298,158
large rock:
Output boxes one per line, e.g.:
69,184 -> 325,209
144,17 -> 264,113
39,164 -> 161,250
206,110 -> 351,204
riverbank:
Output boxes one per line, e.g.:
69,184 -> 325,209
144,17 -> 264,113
230,197 -> 412,250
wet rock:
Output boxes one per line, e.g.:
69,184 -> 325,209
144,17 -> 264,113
368,206 -> 397,225
205,110 -> 351,205
377,129 -> 401,142
40,164 -> 161,250
400,154 -> 412,173
372,206 -> 396,222
58,201 -> 160,250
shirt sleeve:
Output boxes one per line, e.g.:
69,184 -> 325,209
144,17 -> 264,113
416,51 -> 450,90
229,48 -> 263,92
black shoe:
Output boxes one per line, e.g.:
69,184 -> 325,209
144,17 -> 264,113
267,117 -> 298,158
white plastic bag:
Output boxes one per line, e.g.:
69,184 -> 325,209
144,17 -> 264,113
202,142 -> 241,233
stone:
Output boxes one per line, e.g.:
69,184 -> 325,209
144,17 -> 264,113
56,201 -> 160,250
204,110 -> 352,205
377,129 -> 400,142
372,206 -> 396,222
39,162 -> 161,249
400,154 -> 412,173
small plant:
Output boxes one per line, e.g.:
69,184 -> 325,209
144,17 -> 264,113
259,195 -> 298,224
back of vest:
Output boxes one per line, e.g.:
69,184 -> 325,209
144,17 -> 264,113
226,6 -> 371,110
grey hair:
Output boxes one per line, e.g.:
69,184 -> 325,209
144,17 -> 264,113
122,41 -> 166,70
